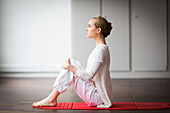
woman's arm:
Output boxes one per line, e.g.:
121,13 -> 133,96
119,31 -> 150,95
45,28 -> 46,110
75,61 -> 102,81
62,57 -> 102,81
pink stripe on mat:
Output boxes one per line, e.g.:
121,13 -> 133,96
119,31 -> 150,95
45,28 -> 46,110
34,102 -> 170,110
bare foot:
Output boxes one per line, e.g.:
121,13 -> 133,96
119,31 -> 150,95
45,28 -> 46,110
32,98 -> 57,107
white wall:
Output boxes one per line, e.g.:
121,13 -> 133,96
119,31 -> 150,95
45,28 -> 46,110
0,0 -> 170,78
0,0 -> 71,74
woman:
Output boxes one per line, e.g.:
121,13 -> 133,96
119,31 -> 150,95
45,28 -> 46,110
32,16 -> 113,108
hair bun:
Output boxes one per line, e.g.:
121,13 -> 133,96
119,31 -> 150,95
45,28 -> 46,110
107,22 -> 112,31
104,22 -> 112,37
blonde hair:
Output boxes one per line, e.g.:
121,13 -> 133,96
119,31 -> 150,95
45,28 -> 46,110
93,16 -> 112,38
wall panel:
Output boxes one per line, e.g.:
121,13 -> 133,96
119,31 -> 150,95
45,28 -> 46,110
131,0 -> 167,71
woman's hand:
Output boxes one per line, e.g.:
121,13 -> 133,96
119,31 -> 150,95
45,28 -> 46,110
62,58 -> 78,74
62,58 -> 71,69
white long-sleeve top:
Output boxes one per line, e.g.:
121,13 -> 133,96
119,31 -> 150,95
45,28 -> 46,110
75,45 -> 112,108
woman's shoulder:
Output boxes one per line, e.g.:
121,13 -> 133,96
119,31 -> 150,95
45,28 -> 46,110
95,45 -> 109,52
94,45 -> 109,58
93,45 -> 109,62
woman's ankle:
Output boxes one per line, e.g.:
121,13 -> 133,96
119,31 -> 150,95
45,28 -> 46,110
48,97 -> 57,103
46,88 -> 60,102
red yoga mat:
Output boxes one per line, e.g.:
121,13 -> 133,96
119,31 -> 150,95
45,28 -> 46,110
34,102 -> 170,110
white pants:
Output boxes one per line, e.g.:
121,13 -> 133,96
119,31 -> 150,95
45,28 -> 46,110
53,59 -> 103,106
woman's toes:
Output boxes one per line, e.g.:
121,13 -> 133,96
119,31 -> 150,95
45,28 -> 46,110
32,102 -> 37,107
32,103 -> 36,107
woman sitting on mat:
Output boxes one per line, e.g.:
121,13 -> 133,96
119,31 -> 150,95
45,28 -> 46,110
32,16 -> 113,108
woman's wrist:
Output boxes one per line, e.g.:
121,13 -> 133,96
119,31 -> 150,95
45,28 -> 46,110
68,64 -> 77,75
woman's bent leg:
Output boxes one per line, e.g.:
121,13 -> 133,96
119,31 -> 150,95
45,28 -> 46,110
53,69 -> 74,93
32,67 -> 74,107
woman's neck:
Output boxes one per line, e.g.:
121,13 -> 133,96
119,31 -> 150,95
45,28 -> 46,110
94,36 -> 106,46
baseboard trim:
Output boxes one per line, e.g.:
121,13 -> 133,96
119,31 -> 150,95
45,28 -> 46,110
0,72 -> 170,79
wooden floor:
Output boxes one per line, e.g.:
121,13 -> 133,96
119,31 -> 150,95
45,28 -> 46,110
0,78 -> 170,113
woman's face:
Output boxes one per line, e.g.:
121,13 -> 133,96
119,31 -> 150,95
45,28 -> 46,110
86,19 -> 98,38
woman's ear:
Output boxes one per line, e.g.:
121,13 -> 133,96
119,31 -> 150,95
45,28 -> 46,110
97,28 -> 101,34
